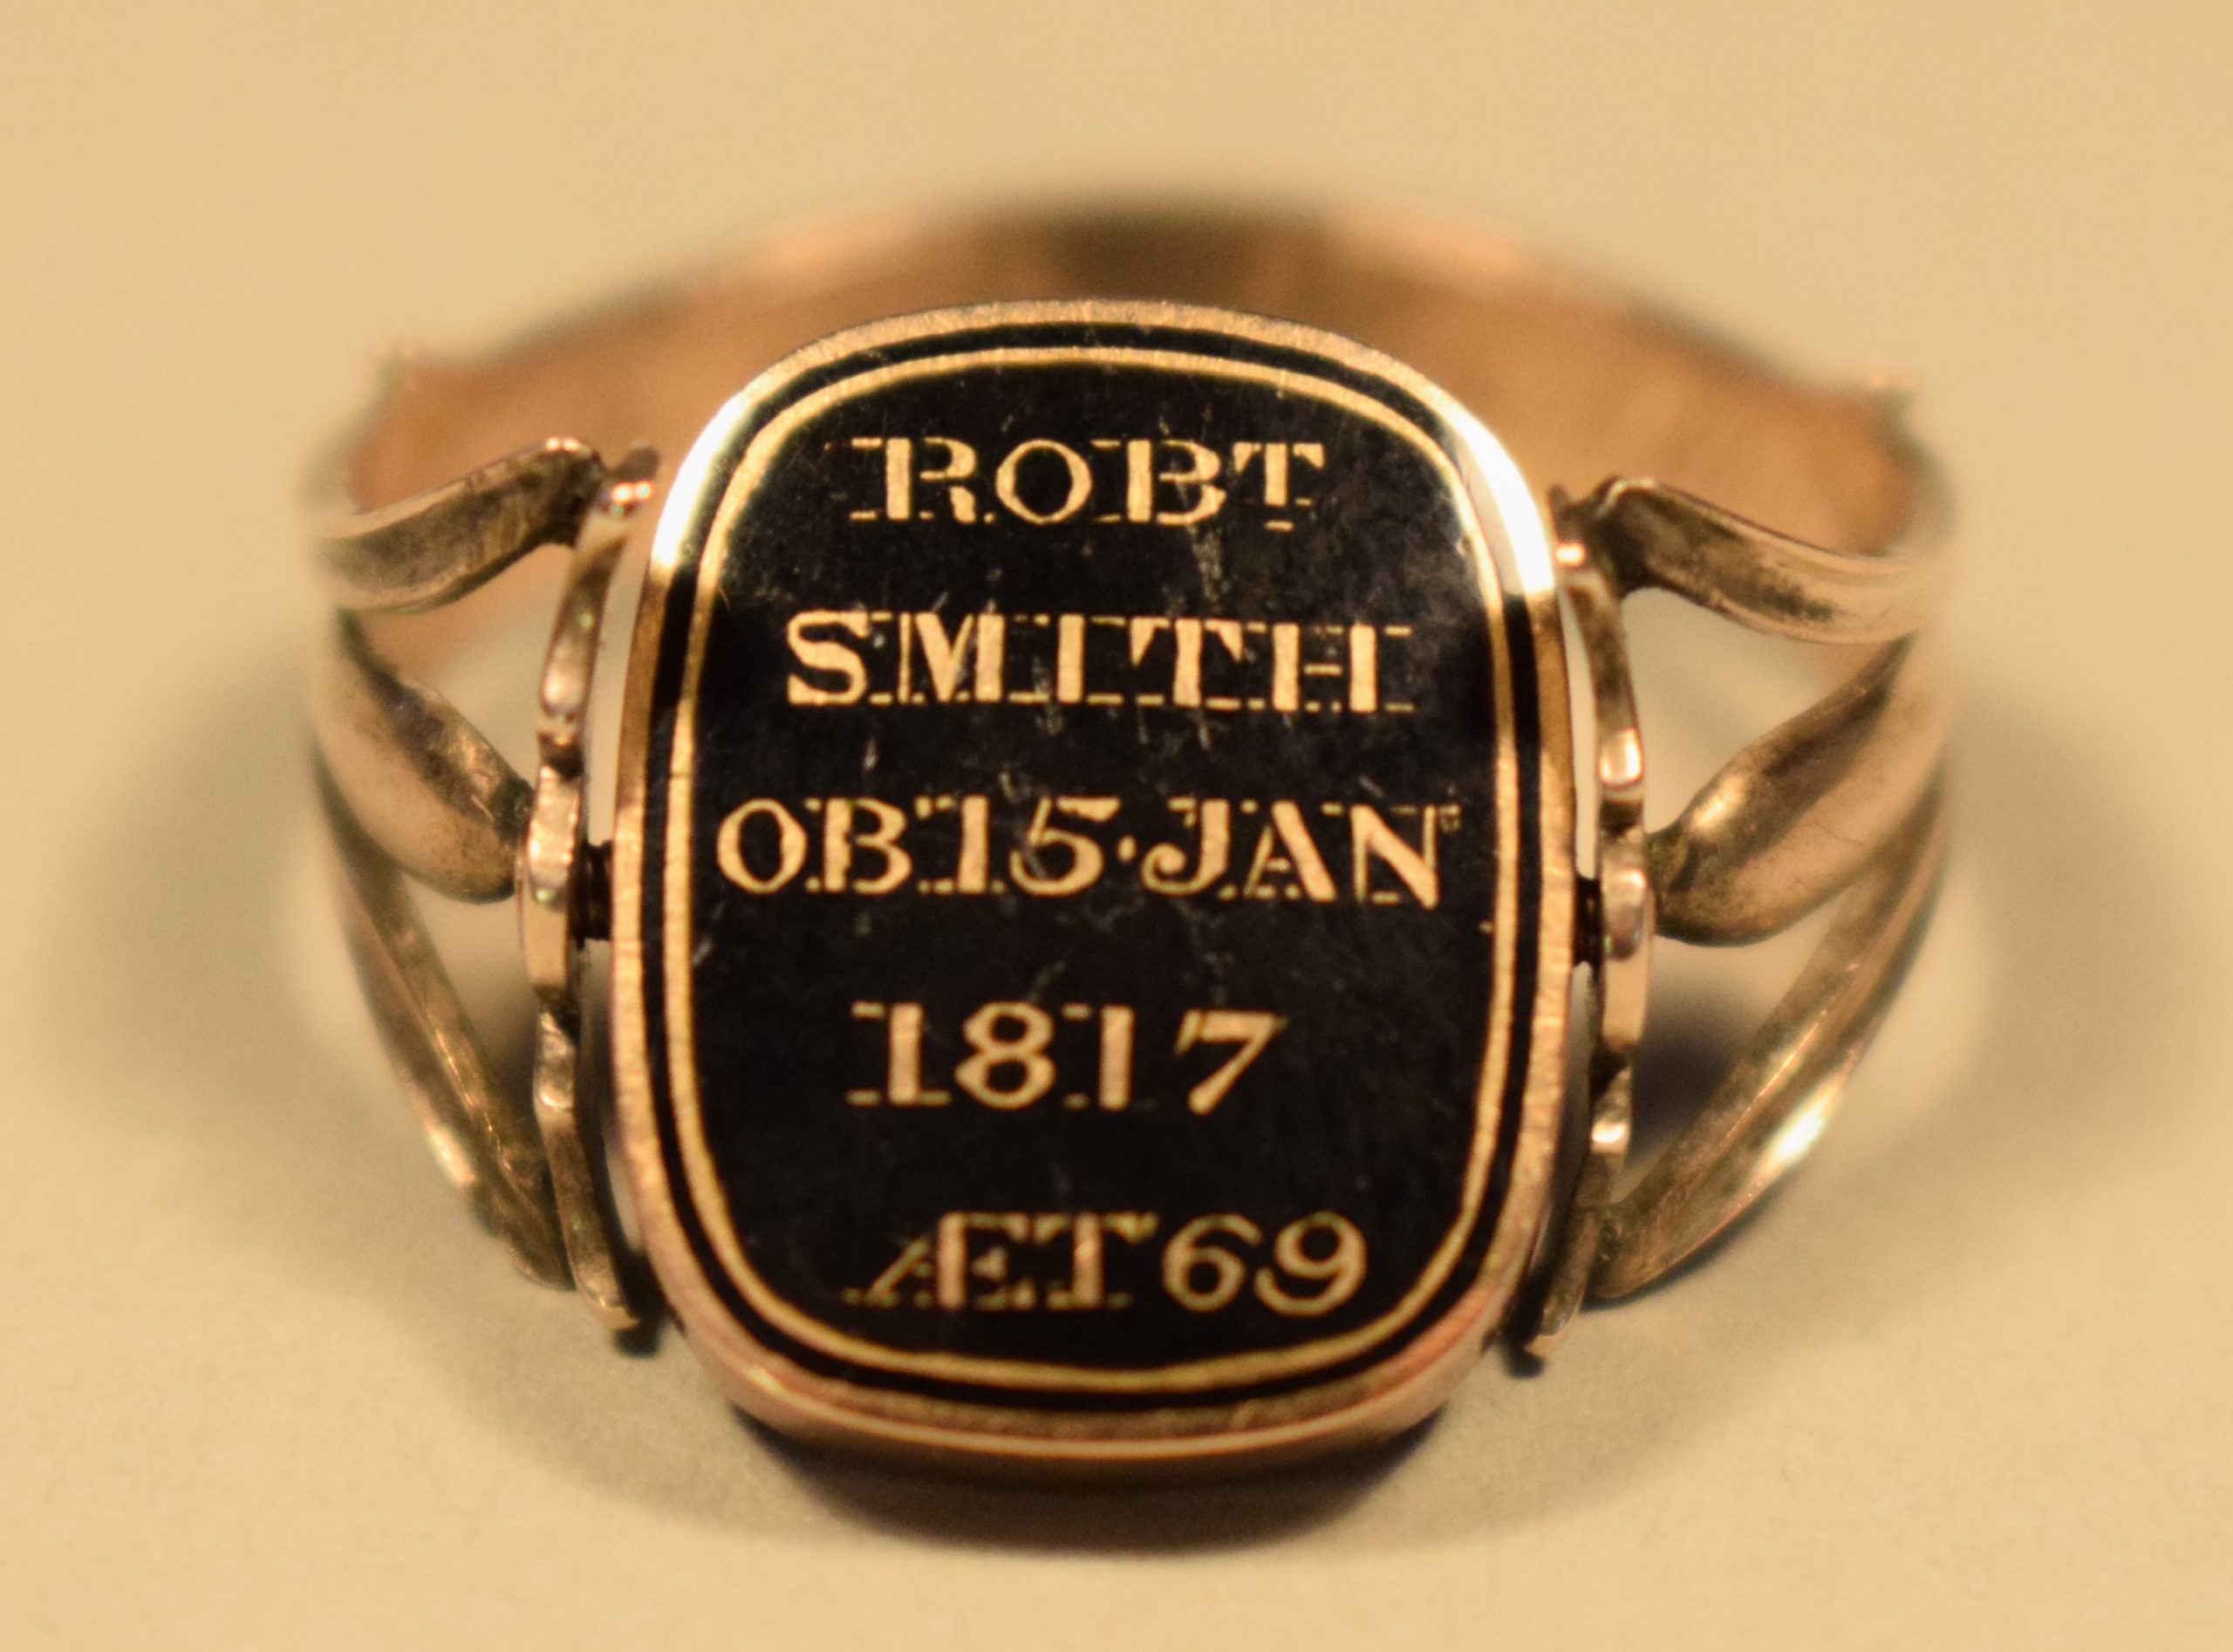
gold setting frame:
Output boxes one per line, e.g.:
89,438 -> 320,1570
311,203 -> 1947,1476
610,302 -> 1576,1470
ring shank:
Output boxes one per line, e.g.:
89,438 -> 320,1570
342,205 -> 1926,562
314,202 -> 1949,1335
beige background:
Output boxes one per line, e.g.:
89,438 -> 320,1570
3,2 -> 2229,1647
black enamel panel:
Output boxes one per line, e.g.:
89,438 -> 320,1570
638,318 -> 1541,1407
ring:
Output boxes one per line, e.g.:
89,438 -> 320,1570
308,202 -> 1950,1476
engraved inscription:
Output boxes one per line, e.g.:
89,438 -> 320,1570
639,320 -> 1533,1403
838,1208 -> 1366,1320
843,1000 -> 1284,1113
843,435 -> 1325,530
782,609 -> 1415,714
714,793 -> 1458,906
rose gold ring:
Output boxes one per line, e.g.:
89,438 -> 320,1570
308,202 -> 1949,1477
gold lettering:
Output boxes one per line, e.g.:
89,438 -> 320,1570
885,1001 -> 944,1104
954,795 -> 991,894
973,612 -> 1007,701
1055,612 -> 1086,703
1163,1214 -> 1260,1312
728,795 -> 1451,905
861,1209 -> 1362,1317
1048,1212 -> 1103,1310
855,1232 -> 932,1307
716,799 -> 809,892
934,1213 -> 974,1310
1351,804 -> 1442,908
782,609 -> 1403,716
912,611 -> 976,703
954,1003 -> 1057,1109
822,797 -> 912,895
850,435 -> 911,522
1153,439 -> 1226,524
1124,438 -> 1155,522
1126,614 -> 1169,673
852,435 -> 1319,525
1140,798 -> 1231,895
1106,1212 -> 1159,1246
1096,1006 -> 1134,1110
1009,795 -> 1120,897
1254,1212 -> 1365,1316
1170,617 -> 1205,707
1239,801 -> 1339,902
918,437 -> 978,522
784,610 -> 871,705
942,1212 -> 1035,1310
1270,622 -> 1301,712
994,439 -> 1093,523
1172,1009 -> 1286,1115
1348,624 -> 1380,713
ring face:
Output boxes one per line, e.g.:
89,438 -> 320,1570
612,302 -> 1573,1466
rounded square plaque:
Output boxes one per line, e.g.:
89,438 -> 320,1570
613,303 -> 1574,1471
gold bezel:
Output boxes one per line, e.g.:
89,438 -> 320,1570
610,299 -> 1574,1472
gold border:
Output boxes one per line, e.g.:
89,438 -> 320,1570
612,301 -> 1574,1461
669,347 -> 1509,1390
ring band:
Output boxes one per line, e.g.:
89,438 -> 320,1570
308,202 -> 1949,1474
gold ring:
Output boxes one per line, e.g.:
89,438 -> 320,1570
308,201 -> 1950,1477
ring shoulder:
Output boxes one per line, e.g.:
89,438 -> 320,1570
1567,474 -> 1948,645
311,438 -> 606,614
307,431 -> 657,1321
1526,463 -> 1952,1314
